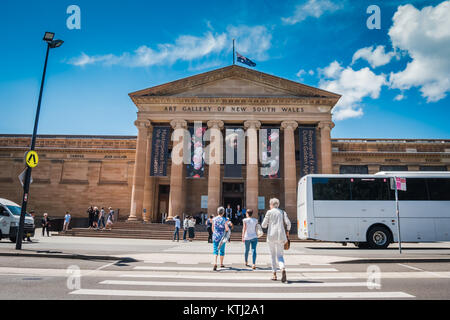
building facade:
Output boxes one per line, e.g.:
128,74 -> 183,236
0,66 -> 449,221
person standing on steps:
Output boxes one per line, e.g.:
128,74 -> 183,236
182,215 -> 189,242
173,215 -> 181,242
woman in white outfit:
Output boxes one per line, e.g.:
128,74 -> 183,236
262,198 -> 291,283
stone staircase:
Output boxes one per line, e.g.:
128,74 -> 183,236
58,221 -> 306,242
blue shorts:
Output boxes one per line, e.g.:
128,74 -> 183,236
213,241 -> 226,256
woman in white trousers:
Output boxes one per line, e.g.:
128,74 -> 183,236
262,198 -> 291,283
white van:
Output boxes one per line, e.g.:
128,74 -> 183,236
0,198 -> 35,242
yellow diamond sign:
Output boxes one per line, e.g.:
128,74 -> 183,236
25,151 -> 39,168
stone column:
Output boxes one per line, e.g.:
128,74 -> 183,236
168,119 -> 188,220
206,120 -> 224,216
318,121 -> 335,174
142,124 -> 154,222
244,120 -> 261,212
281,120 -> 299,218
128,119 -> 151,221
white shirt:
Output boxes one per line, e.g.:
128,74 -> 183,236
261,208 -> 291,243
174,218 -> 181,228
243,217 -> 258,240
183,219 -> 189,229
188,219 -> 196,228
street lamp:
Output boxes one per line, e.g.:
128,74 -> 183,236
16,32 -> 64,250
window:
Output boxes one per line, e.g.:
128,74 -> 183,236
426,178 -> 450,200
350,178 -> 391,201
397,178 -> 429,200
340,165 -> 368,174
419,166 -> 447,171
313,178 -> 351,200
380,165 -> 408,171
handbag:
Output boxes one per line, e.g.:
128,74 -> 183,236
256,223 -> 264,238
282,210 -> 290,250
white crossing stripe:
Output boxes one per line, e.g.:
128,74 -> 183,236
100,280 -> 379,288
119,273 -> 357,280
70,289 -> 414,299
133,266 -> 338,272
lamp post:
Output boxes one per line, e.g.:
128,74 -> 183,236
15,32 -> 64,250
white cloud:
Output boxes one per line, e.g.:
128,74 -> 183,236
319,61 -> 387,120
282,0 -> 342,25
352,45 -> 396,68
388,1 -> 450,102
69,25 -> 271,68
394,93 -> 405,101
296,69 -> 306,80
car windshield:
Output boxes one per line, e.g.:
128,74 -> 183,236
6,205 -> 31,217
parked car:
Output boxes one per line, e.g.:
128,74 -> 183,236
0,198 -> 35,242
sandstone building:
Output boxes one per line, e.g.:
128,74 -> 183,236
0,66 -> 448,221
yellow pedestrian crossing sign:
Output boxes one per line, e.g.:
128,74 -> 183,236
25,151 -> 39,168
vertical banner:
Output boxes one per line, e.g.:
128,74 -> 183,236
186,126 -> 206,178
260,128 -> 280,178
150,126 -> 170,176
224,127 -> 244,178
299,127 -> 318,176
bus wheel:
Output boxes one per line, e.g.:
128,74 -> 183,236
367,226 -> 392,249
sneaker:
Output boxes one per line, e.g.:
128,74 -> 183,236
281,269 -> 287,283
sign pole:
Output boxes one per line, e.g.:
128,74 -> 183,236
394,176 -> 402,254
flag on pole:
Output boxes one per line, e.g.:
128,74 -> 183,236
236,52 -> 256,67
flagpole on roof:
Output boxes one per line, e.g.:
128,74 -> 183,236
232,39 -> 235,65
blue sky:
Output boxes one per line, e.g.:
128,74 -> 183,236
1,0 -> 449,138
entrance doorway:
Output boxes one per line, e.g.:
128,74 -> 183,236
222,182 -> 244,221
157,185 -> 170,223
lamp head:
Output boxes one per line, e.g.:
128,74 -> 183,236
43,32 -> 55,43
49,40 -> 64,48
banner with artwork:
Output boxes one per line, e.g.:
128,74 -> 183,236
224,127 -> 244,178
186,126 -> 206,178
299,126 -> 317,176
260,128 -> 280,179
150,126 -> 170,176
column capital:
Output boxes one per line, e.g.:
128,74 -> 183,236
243,120 -> 261,130
134,119 -> 151,130
318,121 -> 335,131
281,121 -> 299,130
170,119 -> 188,130
207,120 -> 224,129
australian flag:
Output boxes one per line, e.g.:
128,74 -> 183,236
236,52 -> 256,67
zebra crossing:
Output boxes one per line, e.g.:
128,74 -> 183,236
68,256 -> 416,299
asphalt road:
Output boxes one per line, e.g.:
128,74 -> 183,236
0,234 -> 450,300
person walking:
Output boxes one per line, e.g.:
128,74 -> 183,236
41,213 -> 51,237
242,209 -> 258,269
188,216 -> 196,242
173,215 -> 181,242
262,198 -> 291,283
206,215 -> 213,243
212,207 -> 231,271
26,210 -> 35,242
182,215 -> 189,242
87,206 -> 94,228
93,207 -> 99,229
105,207 -> 114,230
63,211 -> 71,233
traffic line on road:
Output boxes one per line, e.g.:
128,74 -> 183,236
100,279 -> 379,288
118,273 -> 357,280
133,266 -> 338,272
69,289 -> 414,299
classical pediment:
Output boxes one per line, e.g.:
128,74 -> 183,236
129,65 -> 341,102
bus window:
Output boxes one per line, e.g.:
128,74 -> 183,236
427,178 -> 450,201
312,178 -> 351,200
398,178 -> 429,201
350,178 -> 391,200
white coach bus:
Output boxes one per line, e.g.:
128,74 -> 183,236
297,172 -> 450,249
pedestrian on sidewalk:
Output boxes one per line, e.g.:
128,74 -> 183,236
41,213 -> 51,237
182,215 -> 189,242
93,207 -> 99,229
62,211 -> 71,233
262,198 -> 291,283
242,209 -> 258,269
206,215 -> 213,243
173,215 -> 181,242
97,207 -> 106,230
87,206 -> 94,228
26,210 -> 35,242
188,216 -> 196,242
212,207 -> 231,271
105,207 -> 114,230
